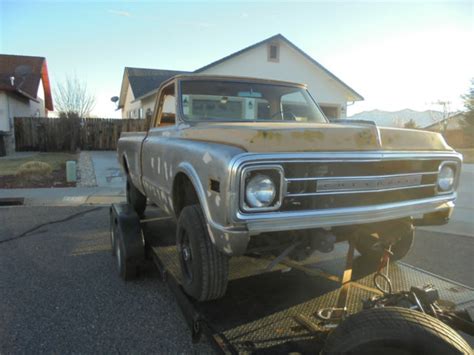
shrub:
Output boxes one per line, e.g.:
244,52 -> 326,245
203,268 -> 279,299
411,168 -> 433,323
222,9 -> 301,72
16,161 -> 53,181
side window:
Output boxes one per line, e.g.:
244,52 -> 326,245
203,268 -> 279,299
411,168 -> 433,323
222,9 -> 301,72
154,83 -> 176,127
281,91 -> 310,121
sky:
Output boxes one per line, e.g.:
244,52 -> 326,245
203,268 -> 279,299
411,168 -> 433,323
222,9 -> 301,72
1,0 -> 472,118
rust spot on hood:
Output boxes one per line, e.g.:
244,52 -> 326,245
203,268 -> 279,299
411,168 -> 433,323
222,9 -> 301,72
291,130 -> 325,141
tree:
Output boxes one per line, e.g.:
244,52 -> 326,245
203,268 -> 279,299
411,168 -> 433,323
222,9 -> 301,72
54,75 -> 95,118
461,78 -> 474,132
404,119 -> 418,129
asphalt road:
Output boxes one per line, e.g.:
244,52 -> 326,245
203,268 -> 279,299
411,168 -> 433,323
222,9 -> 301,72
0,206 -> 213,353
1,206 -> 473,353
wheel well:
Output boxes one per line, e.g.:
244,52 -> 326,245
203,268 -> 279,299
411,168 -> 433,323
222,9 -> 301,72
173,172 -> 199,218
122,156 -> 130,176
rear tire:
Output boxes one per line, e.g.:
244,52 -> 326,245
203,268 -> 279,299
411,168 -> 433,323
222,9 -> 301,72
126,178 -> 147,217
176,205 -> 229,301
323,307 -> 471,354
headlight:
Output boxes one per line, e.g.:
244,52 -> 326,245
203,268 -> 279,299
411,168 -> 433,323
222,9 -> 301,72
240,165 -> 284,212
437,163 -> 455,192
245,174 -> 276,208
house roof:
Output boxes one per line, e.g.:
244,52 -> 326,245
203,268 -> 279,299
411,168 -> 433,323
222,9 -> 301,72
423,112 -> 465,130
119,67 -> 189,108
194,34 -> 364,101
0,54 -> 53,110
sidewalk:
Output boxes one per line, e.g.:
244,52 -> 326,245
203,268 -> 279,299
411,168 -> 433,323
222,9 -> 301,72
0,186 -> 125,206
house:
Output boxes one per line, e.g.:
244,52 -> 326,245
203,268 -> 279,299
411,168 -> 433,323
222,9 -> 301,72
118,34 -> 363,120
423,112 -> 465,132
118,68 -> 189,119
348,109 -> 445,128
0,54 -> 53,155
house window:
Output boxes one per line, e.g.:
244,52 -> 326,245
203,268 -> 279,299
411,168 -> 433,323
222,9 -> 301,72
267,43 -> 279,62
320,105 -> 339,119
138,108 -> 143,119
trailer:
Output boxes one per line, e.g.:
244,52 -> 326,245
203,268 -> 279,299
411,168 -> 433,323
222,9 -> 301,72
110,203 -> 474,354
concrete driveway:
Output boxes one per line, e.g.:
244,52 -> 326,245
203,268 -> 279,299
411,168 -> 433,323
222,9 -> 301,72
89,151 -> 125,189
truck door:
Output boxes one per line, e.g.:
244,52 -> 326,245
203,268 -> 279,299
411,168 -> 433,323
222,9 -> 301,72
141,81 -> 177,213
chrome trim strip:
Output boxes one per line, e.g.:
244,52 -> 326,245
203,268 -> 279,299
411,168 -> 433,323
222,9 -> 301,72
286,183 -> 436,197
286,171 -> 438,182
229,151 -> 463,171
239,195 -> 456,235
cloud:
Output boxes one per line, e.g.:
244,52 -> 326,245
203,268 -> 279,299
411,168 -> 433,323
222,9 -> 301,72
107,9 -> 132,17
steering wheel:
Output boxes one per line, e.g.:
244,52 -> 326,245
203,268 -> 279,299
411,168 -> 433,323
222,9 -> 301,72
271,110 -> 297,121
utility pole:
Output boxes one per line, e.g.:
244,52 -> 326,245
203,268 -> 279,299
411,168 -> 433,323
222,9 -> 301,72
432,100 -> 451,134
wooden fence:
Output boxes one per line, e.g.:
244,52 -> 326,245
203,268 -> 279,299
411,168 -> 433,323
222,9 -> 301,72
14,117 -> 149,151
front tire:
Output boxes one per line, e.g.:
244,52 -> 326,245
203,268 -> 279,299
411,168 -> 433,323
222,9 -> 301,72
126,178 -> 147,217
176,205 -> 229,301
322,307 -> 471,354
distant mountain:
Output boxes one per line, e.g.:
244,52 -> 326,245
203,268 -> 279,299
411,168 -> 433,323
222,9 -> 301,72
347,109 -> 444,128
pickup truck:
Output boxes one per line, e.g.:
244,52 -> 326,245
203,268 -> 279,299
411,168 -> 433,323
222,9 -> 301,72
117,74 -> 461,301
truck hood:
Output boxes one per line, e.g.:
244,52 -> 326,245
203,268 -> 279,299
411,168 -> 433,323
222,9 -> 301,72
179,122 -> 451,152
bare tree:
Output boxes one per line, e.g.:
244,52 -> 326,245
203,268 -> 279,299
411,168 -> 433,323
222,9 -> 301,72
54,75 -> 95,118
461,79 -> 474,129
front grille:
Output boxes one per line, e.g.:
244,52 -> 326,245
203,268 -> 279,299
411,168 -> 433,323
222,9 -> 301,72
279,160 -> 443,212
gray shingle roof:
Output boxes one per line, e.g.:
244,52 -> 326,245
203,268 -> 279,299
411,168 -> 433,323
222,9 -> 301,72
126,68 -> 189,99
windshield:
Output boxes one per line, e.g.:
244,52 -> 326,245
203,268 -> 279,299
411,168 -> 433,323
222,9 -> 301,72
180,80 -> 327,123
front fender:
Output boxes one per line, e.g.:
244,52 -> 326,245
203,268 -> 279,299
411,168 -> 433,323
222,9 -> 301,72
175,162 -> 250,256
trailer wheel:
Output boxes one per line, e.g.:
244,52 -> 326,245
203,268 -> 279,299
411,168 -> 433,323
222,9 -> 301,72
355,228 -> 414,261
110,204 -> 145,281
322,307 -> 471,354
176,205 -> 229,301
126,178 -> 147,217
110,206 -> 116,256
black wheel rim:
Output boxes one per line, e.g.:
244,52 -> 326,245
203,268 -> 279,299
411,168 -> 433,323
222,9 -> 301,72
179,230 -> 193,283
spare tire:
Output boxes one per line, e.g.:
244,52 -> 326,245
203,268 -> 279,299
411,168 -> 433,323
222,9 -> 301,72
322,307 -> 471,354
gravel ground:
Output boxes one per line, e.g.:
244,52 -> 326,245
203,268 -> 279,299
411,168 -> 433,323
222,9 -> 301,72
77,151 -> 97,187
0,206 -> 212,353
1,206 -> 472,353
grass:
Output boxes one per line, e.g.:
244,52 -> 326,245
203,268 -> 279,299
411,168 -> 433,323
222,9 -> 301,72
0,152 -> 77,176
458,148 -> 474,164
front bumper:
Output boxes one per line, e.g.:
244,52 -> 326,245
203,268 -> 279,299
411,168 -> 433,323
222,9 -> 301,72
238,194 -> 456,236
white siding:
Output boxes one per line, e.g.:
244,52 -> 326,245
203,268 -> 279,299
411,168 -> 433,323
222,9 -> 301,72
0,92 -> 9,131
199,40 -> 349,118
141,94 -> 158,119
122,85 -> 142,118
0,92 -> 47,131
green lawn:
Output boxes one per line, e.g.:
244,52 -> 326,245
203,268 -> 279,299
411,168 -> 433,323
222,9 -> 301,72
458,148 -> 474,164
0,152 -> 77,176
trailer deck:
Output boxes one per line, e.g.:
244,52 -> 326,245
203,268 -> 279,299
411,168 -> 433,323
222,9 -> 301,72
136,207 -> 474,354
